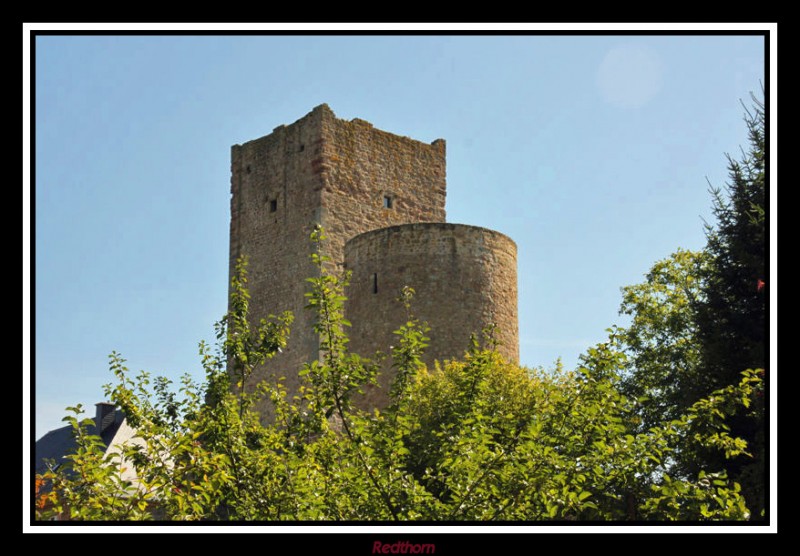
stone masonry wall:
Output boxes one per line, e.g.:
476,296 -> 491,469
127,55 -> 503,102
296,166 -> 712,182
344,223 -> 519,409
229,106 -> 326,417
317,108 -> 447,274
229,105 -> 447,419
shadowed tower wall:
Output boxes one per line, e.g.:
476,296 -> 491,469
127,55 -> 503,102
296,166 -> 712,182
229,104 -> 446,418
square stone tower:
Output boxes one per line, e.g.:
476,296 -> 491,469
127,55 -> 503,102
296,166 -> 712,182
229,104 -> 447,416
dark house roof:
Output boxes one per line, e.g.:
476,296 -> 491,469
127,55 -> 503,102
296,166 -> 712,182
35,404 -> 126,476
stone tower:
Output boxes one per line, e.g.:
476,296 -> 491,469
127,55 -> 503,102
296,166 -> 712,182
229,104 -> 518,418
344,223 -> 518,408
229,104 -> 447,416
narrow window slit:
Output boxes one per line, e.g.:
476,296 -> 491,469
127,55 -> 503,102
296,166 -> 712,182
372,273 -> 378,294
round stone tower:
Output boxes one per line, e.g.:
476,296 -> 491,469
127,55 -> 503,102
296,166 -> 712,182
344,223 -> 518,408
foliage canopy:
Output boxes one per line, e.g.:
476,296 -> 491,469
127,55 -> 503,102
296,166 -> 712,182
36,228 -> 761,522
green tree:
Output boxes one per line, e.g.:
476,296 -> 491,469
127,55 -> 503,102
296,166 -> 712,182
598,92 -> 767,518
35,231 -> 761,521
693,91 -> 766,518
36,404 -> 156,520
613,249 -> 710,432
696,92 -> 766,386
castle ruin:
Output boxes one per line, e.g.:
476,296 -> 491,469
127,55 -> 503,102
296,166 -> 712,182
229,104 -> 518,415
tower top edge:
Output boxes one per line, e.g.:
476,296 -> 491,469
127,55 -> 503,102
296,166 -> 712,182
345,222 -> 517,251
233,104 -> 445,149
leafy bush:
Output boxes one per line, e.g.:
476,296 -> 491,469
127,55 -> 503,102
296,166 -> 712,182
35,229 -> 760,521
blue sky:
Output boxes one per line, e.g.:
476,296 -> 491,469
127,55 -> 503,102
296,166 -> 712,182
29,30 -> 767,439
